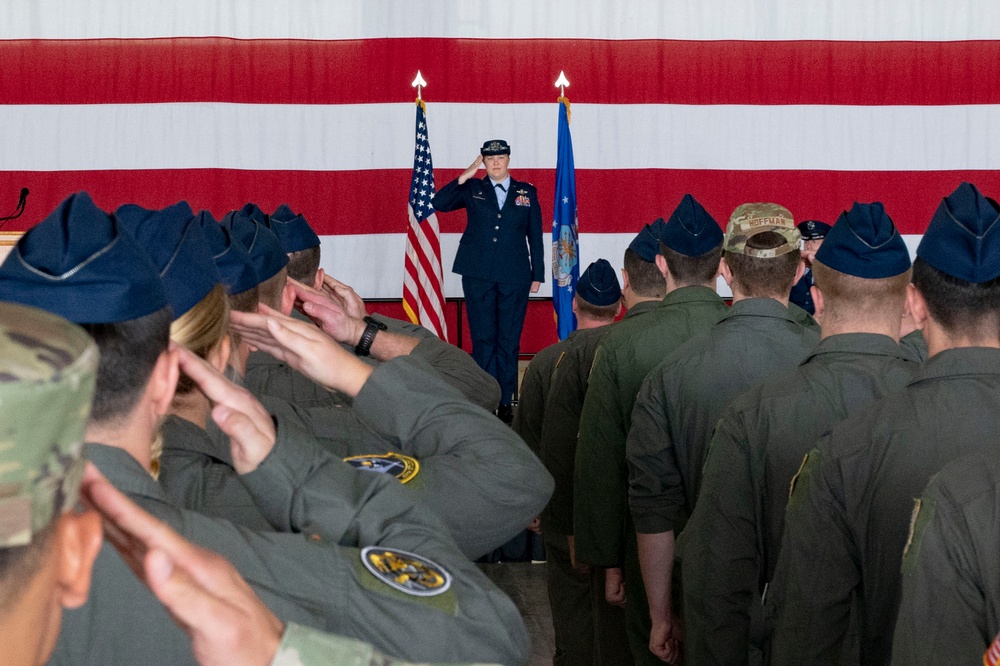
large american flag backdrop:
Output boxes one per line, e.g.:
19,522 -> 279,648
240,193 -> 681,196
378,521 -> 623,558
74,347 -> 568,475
2,1 -> 1000,348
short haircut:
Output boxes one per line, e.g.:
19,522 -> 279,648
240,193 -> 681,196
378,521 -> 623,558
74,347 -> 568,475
724,232 -> 801,298
623,248 -> 666,299
574,294 -> 620,321
286,246 -> 321,284
257,267 -> 288,311
228,285 -> 260,315
912,257 -> 1000,336
812,260 -> 911,324
79,305 -> 173,424
0,522 -> 55,612
659,241 -> 723,286
171,284 -> 230,395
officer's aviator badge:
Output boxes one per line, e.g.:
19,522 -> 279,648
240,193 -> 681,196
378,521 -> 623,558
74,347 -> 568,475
361,547 -> 452,597
343,452 -> 419,484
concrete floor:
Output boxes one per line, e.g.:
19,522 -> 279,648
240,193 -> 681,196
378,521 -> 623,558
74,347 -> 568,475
479,562 -> 555,666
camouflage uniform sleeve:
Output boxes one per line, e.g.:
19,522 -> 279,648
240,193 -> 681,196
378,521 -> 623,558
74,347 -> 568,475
408,335 -> 502,412
574,345 -> 629,566
681,407 -> 761,664
626,365 -> 685,534
891,481 -> 989,665
512,356 -> 548,456
538,345 -> 588,535
769,443 -> 859,665
272,623 -> 500,665
351,355 -> 553,560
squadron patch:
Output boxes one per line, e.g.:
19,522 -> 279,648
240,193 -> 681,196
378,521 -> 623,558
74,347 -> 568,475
343,452 -> 419,484
361,546 -> 452,597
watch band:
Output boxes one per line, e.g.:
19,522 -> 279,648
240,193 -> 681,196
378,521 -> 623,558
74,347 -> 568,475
354,316 -> 387,357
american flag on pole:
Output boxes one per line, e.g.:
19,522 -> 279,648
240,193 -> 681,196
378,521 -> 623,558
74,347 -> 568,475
402,99 -> 447,340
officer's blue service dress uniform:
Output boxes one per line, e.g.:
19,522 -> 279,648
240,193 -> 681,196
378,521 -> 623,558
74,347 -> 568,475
432,139 -> 544,414
788,219 -> 831,315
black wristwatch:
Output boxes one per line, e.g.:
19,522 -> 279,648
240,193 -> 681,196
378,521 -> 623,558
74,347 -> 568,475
354,316 -> 387,357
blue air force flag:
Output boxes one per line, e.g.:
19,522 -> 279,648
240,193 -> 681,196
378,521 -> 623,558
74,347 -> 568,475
552,98 -> 579,340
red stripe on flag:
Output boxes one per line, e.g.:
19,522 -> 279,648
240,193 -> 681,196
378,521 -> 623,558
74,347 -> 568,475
3,38 -> 1000,105
1,168 -> 996,235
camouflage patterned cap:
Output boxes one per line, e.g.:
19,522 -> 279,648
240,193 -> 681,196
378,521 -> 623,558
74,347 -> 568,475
0,301 -> 98,548
724,203 -> 800,259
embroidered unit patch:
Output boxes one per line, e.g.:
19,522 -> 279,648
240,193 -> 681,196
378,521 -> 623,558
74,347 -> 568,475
343,452 -> 419,484
361,546 -> 452,597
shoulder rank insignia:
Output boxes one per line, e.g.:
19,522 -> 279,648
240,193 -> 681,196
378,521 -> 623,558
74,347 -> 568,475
343,452 -> 419,484
361,546 -> 452,597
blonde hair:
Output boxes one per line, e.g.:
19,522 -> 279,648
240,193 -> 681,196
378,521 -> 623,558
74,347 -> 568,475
170,284 -> 231,395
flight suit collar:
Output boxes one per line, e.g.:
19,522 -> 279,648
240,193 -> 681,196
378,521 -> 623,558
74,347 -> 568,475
909,346 -> 1000,385
622,299 -> 659,320
803,332 -> 911,364
162,414 -> 233,464
719,297 -> 797,324
84,442 -> 166,502
658,284 -> 723,309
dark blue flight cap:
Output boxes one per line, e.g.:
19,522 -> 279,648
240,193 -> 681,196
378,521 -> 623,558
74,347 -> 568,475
197,211 -> 260,295
268,204 -> 320,253
917,182 -> 1000,283
628,220 -> 663,262
797,220 -> 832,241
0,192 -> 167,323
576,259 -> 622,306
223,204 -> 289,283
116,202 -> 222,320
661,194 -> 724,257
239,202 -> 269,226
814,202 -> 911,279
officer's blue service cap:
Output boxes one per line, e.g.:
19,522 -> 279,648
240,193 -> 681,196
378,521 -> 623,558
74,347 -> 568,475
797,220 -> 833,241
223,203 -> 289,283
0,192 -> 168,323
661,194 -> 724,257
239,202 -> 269,227
268,204 -> 320,253
481,139 -> 511,156
116,202 -> 222,320
814,203 -> 910,279
917,182 -> 1000,283
628,220 -> 664,262
197,211 -> 260,295
577,259 -> 622,307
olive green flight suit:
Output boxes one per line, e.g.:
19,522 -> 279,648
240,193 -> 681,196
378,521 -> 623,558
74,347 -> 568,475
574,287 -> 728,663
891,453 -> 1000,665
769,348 -> 1000,666
681,334 -> 916,665
512,333 -> 574,456
899,328 -> 929,363
54,359 -> 531,665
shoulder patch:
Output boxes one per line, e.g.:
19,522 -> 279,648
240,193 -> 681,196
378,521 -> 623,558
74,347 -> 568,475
360,546 -> 452,597
343,452 -> 419,484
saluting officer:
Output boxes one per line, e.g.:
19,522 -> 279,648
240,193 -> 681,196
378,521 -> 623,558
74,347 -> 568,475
433,139 -> 545,421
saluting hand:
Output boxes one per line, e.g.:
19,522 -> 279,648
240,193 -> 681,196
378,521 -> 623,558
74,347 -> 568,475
458,155 -> 483,185
288,278 -> 365,346
319,273 -> 368,320
80,464 -> 284,666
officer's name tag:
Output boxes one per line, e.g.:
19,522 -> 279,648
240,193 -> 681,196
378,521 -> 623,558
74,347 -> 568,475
343,452 -> 419,484
361,546 -> 452,597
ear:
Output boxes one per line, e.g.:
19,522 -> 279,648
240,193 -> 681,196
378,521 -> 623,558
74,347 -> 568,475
571,298 -> 579,316
150,347 -> 180,418
654,253 -> 669,280
614,300 -> 623,318
55,509 -> 104,609
793,257 -> 806,285
719,257 -> 734,287
810,285 -> 825,321
207,335 -> 232,374
906,283 -> 928,329
279,281 -> 296,316
620,268 -> 632,292
313,267 -> 326,291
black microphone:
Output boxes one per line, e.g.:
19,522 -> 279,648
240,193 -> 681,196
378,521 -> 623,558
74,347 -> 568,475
0,187 -> 29,226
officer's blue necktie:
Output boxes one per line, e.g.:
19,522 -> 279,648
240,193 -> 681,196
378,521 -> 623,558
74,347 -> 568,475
494,182 -> 507,208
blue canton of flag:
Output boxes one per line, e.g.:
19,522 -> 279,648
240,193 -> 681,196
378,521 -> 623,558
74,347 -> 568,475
552,97 -> 579,340
410,104 -> 436,220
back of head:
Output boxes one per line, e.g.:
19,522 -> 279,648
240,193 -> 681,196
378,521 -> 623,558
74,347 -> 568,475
0,302 -> 96,610
659,193 -> 724,286
0,193 -> 172,425
575,258 -> 622,321
268,204 -> 321,283
625,222 -> 667,299
914,182 -> 1000,336
811,202 -> 912,327
723,203 -> 802,298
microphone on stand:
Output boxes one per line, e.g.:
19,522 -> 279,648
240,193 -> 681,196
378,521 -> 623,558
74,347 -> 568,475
0,188 -> 29,227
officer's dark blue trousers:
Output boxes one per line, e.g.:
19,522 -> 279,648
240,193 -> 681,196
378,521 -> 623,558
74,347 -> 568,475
462,275 -> 530,406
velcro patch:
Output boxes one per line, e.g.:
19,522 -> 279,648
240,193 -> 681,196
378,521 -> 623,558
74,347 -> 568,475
361,546 -> 452,597
343,452 -> 419,484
